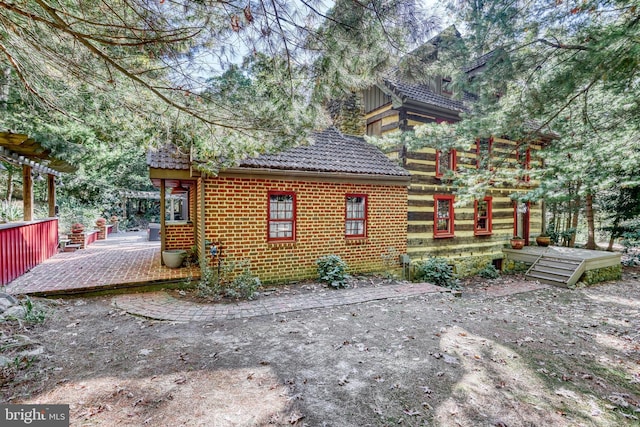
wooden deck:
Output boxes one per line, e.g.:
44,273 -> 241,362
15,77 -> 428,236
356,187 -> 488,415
503,246 -> 621,287
503,246 -> 621,270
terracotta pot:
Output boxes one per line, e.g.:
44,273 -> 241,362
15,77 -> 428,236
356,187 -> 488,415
510,238 -> 525,250
536,236 -> 550,247
71,223 -> 85,234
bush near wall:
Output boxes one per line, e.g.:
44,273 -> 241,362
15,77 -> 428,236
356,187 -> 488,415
580,265 -> 623,285
449,255 -> 502,278
502,259 -> 530,273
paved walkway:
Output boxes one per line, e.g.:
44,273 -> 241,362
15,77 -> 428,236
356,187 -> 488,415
113,281 -> 448,321
112,280 -> 549,322
3,231 -> 200,296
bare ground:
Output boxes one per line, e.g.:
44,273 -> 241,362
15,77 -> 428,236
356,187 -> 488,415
2,268 -> 640,426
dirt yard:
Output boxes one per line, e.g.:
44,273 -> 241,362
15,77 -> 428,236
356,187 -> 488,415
2,268 -> 640,426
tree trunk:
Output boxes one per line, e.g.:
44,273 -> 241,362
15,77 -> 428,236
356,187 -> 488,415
569,181 -> 582,247
585,192 -> 597,250
607,214 -> 620,251
6,170 -> 13,202
569,198 -> 580,247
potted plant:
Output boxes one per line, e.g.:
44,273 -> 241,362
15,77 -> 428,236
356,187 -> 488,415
536,232 -> 551,247
162,249 -> 187,268
71,222 -> 85,234
95,217 -> 107,227
510,235 -> 525,249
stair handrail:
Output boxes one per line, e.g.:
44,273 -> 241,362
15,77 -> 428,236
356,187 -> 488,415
525,248 -> 548,277
565,259 -> 587,288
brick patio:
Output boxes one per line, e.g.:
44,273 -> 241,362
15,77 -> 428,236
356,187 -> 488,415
2,231 -> 200,296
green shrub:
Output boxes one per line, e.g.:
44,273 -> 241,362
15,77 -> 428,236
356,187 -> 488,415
225,266 -> 261,300
478,264 -> 500,279
413,257 -> 459,289
316,255 -> 350,289
195,257 -> 259,300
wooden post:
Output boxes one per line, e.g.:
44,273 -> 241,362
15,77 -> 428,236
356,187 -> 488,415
199,178 -> 206,259
160,179 -> 166,265
121,197 -> 127,220
22,165 -> 33,221
47,174 -> 56,217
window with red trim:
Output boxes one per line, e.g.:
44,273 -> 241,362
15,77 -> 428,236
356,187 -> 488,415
474,197 -> 493,235
476,138 -> 493,170
434,195 -> 455,238
516,145 -> 531,182
435,149 -> 456,178
345,195 -> 367,237
268,191 -> 296,241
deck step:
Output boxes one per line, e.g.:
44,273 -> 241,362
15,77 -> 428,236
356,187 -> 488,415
525,254 -> 586,288
64,244 -> 81,252
528,266 -> 573,278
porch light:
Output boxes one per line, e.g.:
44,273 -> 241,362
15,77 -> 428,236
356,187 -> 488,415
170,181 -> 188,195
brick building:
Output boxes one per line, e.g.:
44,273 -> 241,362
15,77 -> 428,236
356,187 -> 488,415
147,127 -> 410,283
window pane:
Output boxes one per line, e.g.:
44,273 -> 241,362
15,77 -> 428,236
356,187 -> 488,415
346,197 -> 365,219
346,220 -> 364,235
477,201 -> 487,217
269,221 -> 292,238
476,218 -> 487,230
436,199 -> 451,233
437,199 -> 450,219
439,151 -> 449,173
270,195 -> 293,220
436,219 -> 449,231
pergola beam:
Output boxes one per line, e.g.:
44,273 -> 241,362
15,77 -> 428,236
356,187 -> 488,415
0,146 -> 61,177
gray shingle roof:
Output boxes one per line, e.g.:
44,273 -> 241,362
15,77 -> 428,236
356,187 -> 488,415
147,143 -> 190,170
383,74 -> 467,113
147,128 -> 410,178
240,127 -> 410,177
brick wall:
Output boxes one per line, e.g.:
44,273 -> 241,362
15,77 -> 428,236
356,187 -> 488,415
68,230 -> 99,249
202,176 -> 408,283
165,223 -> 195,250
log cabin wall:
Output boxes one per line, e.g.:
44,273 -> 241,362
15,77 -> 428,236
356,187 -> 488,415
364,97 -> 544,276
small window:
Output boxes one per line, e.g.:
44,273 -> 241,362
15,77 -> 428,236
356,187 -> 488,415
436,149 -> 457,178
268,191 -> 296,241
517,145 -> 531,182
366,120 -> 382,136
442,77 -> 453,95
474,197 -> 493,235
434,195 -> 455,238
476,138 -> 493,170
346,195 -> 367,237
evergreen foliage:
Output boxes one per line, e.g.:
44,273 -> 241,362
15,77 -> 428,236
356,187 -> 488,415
373,0 -> 640,245
0,1 -> 437,174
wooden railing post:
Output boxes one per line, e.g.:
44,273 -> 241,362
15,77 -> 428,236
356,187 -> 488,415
22,165 -> 33,221
48,174 -> 56,217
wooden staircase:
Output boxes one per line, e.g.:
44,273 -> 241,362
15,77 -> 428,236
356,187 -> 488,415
525,254 -> 586,288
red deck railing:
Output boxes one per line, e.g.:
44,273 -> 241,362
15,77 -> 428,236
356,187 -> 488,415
0,218 -> 59,286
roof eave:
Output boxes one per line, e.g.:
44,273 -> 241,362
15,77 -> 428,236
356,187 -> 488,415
221,167 -> 411,186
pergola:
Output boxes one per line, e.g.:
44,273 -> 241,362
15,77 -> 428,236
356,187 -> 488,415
0,132 -> 76,220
